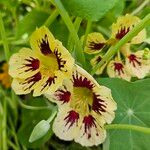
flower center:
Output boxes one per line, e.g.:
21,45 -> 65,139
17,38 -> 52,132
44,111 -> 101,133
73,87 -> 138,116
70,87 -> 93,115
116,26 -> 130,40
39,53 -> 59,77
89,41 -> 105,50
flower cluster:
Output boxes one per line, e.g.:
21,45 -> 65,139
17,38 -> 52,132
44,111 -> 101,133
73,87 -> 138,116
0,61 -> 11,88
84,14 -> 149,81
9,26 -> 117,146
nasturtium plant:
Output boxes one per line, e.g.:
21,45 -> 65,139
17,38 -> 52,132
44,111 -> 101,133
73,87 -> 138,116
0,0 -> 150,149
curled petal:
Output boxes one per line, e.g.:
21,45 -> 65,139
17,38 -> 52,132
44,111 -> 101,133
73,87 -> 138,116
84,32 -> 106,54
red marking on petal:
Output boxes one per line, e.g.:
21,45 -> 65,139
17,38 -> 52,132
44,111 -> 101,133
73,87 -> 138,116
23,57 -> 40,72
96,56 -> 102,63
55,87 -> 71,104
41,76 -> 57,91
83,115 -> 97,139
114,62 -> 124,75
38,34 -> 52,55
54,49 -> 66,71
64,110 -> 79,129
92,94 -> 106,114
73,73 -> 94,89
89,41 -> 105,50
116,27 -> 130,40
23,72 -> 42,90
128,54 -> 141,67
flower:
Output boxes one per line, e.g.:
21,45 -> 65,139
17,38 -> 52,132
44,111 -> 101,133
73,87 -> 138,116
46,65 -> 117,146
9,26 -> 74,96
90,55 -> 107,75
0,61 -> 11,88
125,50 -> 150,79
84,32 -> 106,54
111,14 -> 146,44
107,59 -> 131,81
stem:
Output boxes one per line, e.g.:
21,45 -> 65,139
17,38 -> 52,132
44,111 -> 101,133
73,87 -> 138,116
105,124 -> 150,134
18,98 -> 53,110
91,13 -> 150,75
44,9 -> 59,27
51,0 -> 85,67
83,20 -> 92,47
67,17 -> 82,52
47,106 -> 57,123
131,0 -> 150,15
0,13 -> 10,61
2,99 -> 7,150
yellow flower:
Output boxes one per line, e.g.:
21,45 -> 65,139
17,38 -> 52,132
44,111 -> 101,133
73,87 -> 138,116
46,65 -> 117,146
84,32 -> 106,54
107,59 -> 131,81
9,26 -> 74,96
111,14 -> 146,44
125,50 -> 150,79
0,61 -> 11,88
90,55 -> 107,75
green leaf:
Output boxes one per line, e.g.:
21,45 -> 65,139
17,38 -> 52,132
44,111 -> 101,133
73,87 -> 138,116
15,9 -> 49,38
61,0 -> 117,21
97,78 -> 150,150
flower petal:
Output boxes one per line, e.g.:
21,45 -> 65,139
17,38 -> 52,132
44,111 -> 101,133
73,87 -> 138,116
111,14 -> 146,44
9,48 -> 40,79
53,107 -> 80,141
125,50 -> 150,78
84,32 -> 106,54
30,26 -> 55,56
75,114 -> 106,146
107,59 -> 131,81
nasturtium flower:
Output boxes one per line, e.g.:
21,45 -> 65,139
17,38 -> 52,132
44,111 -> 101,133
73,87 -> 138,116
107,59 -> 131,81
111,14 -> 146,44
9,26 -> 74,96
84,32 -> 106,54
0,61 -> 11,88
46,65 -> 117,146
125,50 -> 150,79
90,55 -> 107,75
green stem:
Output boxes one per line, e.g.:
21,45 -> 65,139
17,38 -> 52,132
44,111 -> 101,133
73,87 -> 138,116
131,0 -> 150,15
51,0 -> 85,67
105,124 -> 150,134
44,9 -> 59,27
91,13 -> 150,75
47,106 -> 57,123
83,20 -> 92,47
18,98 -> 53,110
0,13 -> 10,61
2,99 -> 7,150
67,17 -> 82,52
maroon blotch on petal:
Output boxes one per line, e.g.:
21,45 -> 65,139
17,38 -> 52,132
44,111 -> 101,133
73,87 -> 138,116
89,41 -> 105,51
116,26 -> 130,40
38,34 -> 52,55
83,115 -> 97,139
128,54 -> 141,67
114,62 -> 124,75
23,57 -> 40,72
64,110 -> 79,129
92,94 -> 106,114
73,73 -> 94,89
